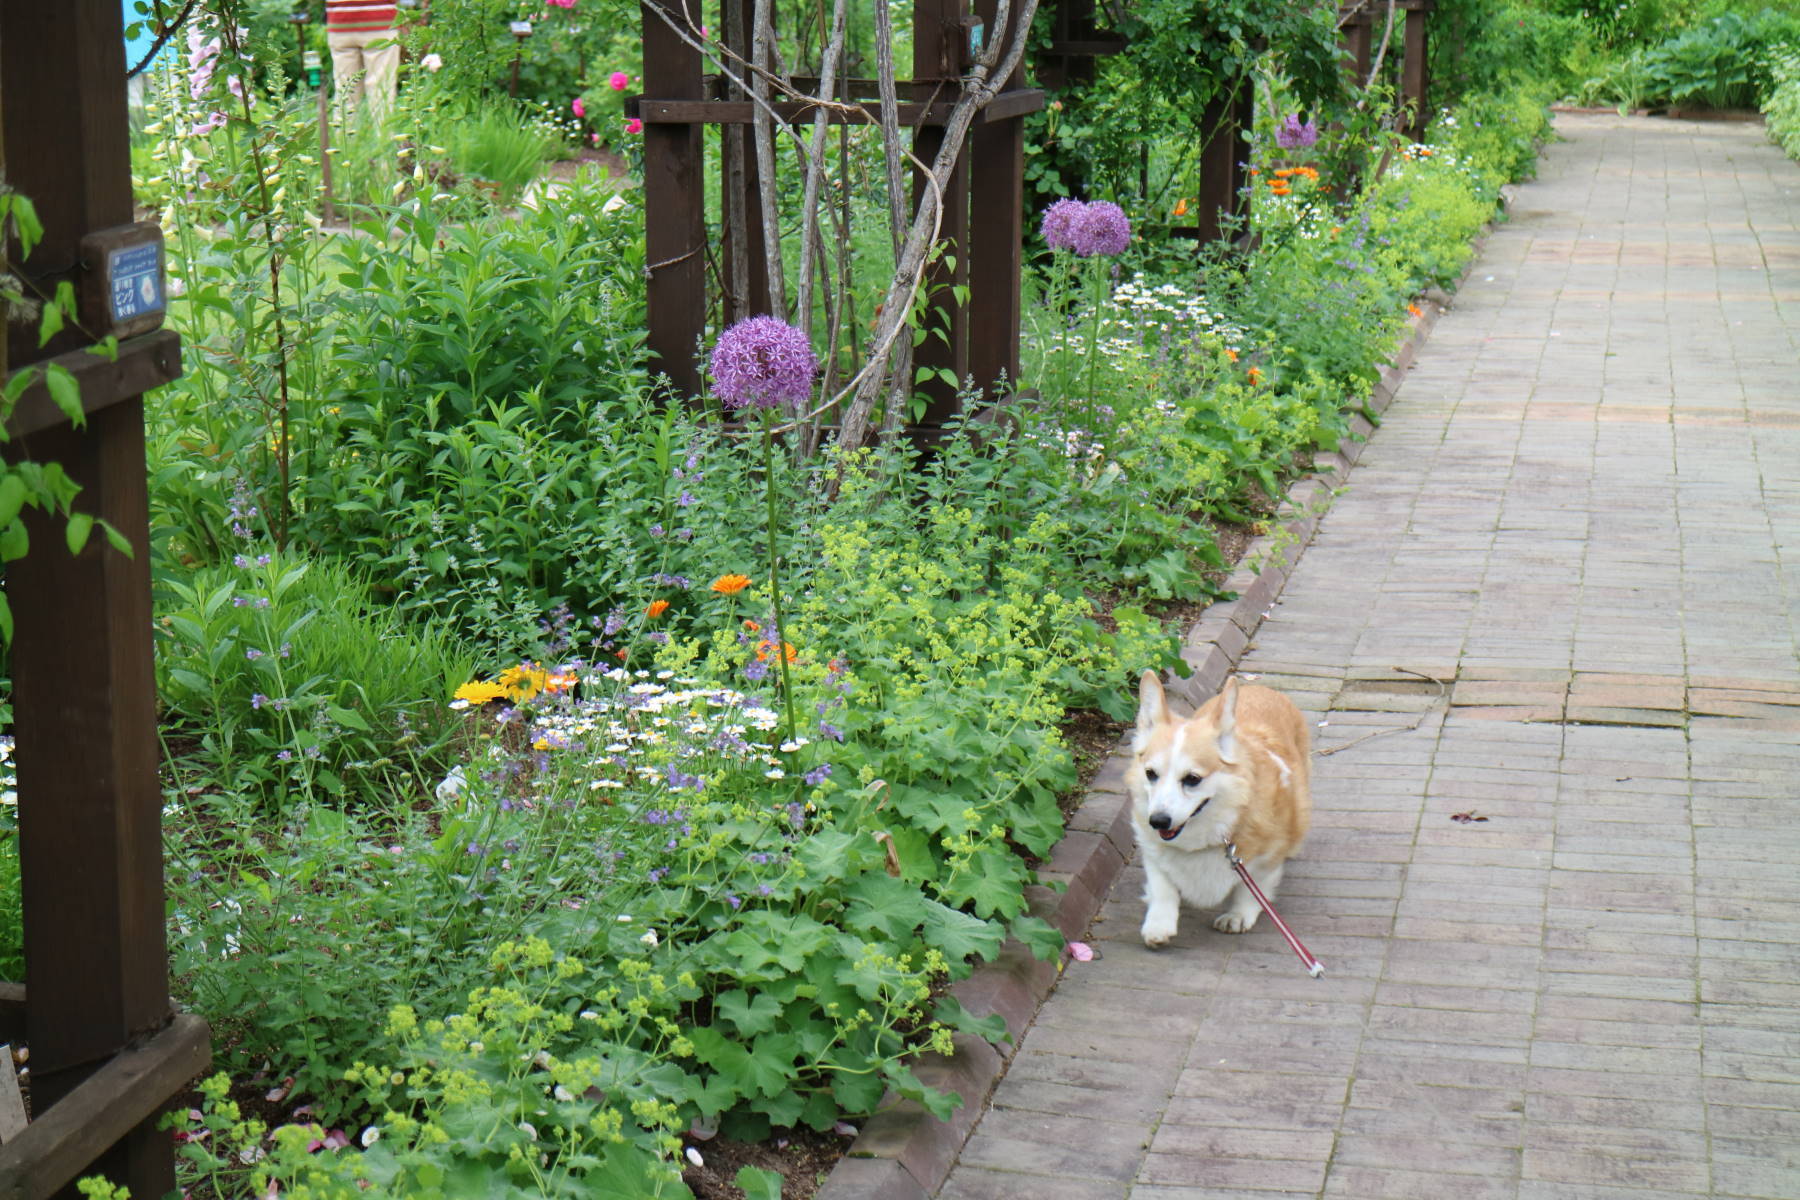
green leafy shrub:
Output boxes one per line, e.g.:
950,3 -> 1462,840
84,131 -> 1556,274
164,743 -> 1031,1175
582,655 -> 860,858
1764,44 -> 1800,157
1581,9 -> 1800,110
438,100 -> 563,201
155,545 -> 475,809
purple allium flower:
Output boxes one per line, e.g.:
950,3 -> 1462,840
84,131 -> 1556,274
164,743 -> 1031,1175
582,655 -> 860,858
1275,114 -> 1319,150
709,316 -> 819,411
1040,197 -> 1085,252
1070,201 -> 1131,257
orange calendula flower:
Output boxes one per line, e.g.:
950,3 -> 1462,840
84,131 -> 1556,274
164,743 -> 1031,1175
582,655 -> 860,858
645,599 -> 670,618
1247,366 -> 1264,385
1407,303 -> 1423,320
1172,197 -> 1189,217
1226,348 -> 1239,363
711,574 -> 752,595
1269,181 -> 1291,196
743,619 -> 761,632
756,640 -> 798,664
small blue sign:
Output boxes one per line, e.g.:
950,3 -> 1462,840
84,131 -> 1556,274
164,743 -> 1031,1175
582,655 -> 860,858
109,241 -> 164,325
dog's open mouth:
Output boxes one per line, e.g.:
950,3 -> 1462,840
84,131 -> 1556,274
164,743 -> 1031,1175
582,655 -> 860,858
1155,800 -> 1206,842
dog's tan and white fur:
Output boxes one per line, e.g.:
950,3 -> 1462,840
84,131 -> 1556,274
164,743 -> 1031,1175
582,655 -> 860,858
1130,671 -> 1312,948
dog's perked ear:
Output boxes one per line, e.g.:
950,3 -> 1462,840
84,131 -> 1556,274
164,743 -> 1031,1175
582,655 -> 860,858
1215,677 -> 1241,763
1136,669 -> 1168,744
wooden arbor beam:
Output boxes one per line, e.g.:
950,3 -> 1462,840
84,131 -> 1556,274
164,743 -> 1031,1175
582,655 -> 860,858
1,4 -> 205,1197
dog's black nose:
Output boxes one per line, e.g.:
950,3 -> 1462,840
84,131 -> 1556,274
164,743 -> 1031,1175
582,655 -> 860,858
1148,813 -> 1170,830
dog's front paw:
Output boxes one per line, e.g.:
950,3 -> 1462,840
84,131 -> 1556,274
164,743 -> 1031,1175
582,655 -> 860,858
1141,914 -> 1179,949
1212,909 -> 1258,934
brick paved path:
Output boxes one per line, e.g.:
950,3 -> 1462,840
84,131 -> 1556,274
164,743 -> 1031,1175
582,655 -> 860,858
937,114 -> 1800,1199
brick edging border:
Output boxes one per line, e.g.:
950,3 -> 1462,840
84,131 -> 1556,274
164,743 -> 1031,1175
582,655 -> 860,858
813,249 -> 1482,1200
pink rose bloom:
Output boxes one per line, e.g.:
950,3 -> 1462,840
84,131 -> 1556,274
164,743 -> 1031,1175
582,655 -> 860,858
609,71 -> 630,91
572,97 -> 586,118
546,0 -> 575,7
625,117 -> 644,134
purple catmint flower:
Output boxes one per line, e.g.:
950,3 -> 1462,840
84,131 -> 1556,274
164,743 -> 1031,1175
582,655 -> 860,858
1070,201 -> 1131,257
743,658 -> 770,683
803,763 -> 833,786
817,720 -> 844,742
709,316 -> 819,411
251,693 -> 268,710
1040,197 -> 1085,252
1275,114 -> 1319,150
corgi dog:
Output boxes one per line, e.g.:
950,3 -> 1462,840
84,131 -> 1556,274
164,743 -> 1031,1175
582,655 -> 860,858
1130,671 -> 1311,948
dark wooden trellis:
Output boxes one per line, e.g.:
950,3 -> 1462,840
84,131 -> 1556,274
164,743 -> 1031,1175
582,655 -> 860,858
1340,0 -> 1434,142
636,0 -> 1043,427
1,5 -> 210,1198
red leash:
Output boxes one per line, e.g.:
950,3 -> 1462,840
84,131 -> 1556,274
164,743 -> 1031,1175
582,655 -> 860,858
1225,842 -> 1325,978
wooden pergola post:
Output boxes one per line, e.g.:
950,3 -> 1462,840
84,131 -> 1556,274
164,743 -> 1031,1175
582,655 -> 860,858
909,0 -> 971,426
967,0 -> 1026,404
1,5 -> 209,1197
1192,79 -> 1255,247
1401,0 -> 1433,142
641,0 -> 709,400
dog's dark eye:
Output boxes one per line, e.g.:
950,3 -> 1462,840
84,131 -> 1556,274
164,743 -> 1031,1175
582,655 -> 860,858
1144,768 -> 1159,782
1181,773 -> 1203,788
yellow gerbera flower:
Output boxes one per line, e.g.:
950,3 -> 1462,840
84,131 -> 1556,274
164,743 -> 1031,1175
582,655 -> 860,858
454,680 -> 510,705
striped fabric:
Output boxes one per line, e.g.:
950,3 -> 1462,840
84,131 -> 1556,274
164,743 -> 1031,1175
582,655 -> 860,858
326,0 -> 397,31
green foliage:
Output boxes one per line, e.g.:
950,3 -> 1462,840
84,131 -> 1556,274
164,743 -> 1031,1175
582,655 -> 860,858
1429,1 -> 1597,103
1763,44 -> 1800,157
1641,9 -> 1800,107
1024,0 -> 1345,214
1574,7 -> 1800,108
155,547 -> 475,809
436,100 -> 563,200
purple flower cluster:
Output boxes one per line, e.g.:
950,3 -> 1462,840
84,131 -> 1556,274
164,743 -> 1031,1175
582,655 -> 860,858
1039,198 -> 1086,252
1275,114 -> 1319,150
1040,198 -> 1132,258
709,316 -> 819,412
